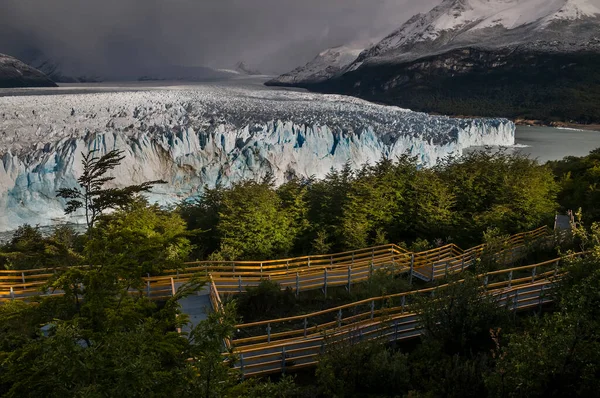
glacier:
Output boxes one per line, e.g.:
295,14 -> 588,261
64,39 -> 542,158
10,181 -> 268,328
0,82 -> 514,231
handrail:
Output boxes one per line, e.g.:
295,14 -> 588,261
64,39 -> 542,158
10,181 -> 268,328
230,252 -> 584,343
0,226 -> 550,280
225,251 -> 577,378
0,225 -> 555,302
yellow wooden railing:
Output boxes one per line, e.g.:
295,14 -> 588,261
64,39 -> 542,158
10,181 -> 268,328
227,252 -> 585,377
0,226 -> 553,302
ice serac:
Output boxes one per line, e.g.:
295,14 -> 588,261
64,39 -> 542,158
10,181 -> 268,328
0,85 -> 514,231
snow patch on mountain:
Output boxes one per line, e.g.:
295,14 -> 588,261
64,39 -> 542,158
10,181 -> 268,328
266,43 -> 366,86
347,0 -> 600,70
0,84 -> 514,231
0,53 -> 57,88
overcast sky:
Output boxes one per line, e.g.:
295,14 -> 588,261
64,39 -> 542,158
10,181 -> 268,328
0,0 -> 439,75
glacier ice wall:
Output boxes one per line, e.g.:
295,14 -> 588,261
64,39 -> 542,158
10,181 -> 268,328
0,84 -> 514,231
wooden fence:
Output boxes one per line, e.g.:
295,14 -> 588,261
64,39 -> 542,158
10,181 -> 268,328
228,252 -> 584,377
0,226 -> 553,302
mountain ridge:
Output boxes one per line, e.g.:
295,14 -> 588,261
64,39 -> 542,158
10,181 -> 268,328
270,0 -> 600,123
0,53 -> 57,88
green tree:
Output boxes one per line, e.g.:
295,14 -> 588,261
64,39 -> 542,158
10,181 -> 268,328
339,158 -> 415,250
84,199 -> 192,279
441,152 -> 557,244
276,177 -> 311,253
177,185 -> 225,258
57,149 -> 165,230
488,254 -> 600,397
549,149 -> 600,221
217,181 -> 294,259
415,276 -> 512,355
316,340 -> 410,397
0,225 -> 83,270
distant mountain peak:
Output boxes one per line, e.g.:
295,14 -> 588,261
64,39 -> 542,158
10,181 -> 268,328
0,53 -> 57,88
345,0 -> 600,70
234,62 -> 260,75
265,43 -> 366,86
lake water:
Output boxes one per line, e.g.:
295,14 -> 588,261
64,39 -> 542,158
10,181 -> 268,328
466,125 -> 600,163
515,126 -> 600,162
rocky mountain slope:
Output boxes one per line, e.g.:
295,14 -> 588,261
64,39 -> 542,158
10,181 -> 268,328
18,50 -> 100,83
234,62 -> 261,75
274,0 -> 600,123
266,44 -> 365,86
0,53 -> 57,88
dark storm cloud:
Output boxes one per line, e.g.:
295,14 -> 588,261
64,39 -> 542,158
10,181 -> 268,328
0,0 -> 438,75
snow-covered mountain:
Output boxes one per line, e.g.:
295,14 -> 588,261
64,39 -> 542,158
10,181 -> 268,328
0,53 -> 57,88
0,84 -> 514,231
18,50 -> 100,83
303,0 -> 600,123
348,0 -> 600,69
266,44 -> 366,86
234,62 -> 261,76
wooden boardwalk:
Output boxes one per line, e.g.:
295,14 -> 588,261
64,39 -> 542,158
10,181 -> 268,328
0,225 -> 553,302
0,223 -> 576,378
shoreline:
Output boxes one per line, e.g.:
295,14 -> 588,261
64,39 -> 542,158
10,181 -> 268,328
513,119 -> 600,132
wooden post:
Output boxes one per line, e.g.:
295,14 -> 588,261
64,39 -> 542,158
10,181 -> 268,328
260,263 -> 263,274
508,271 -> 513,288
323,268 -> 328,297
401,296 -> 406,314
337,309 -> 342,328
240,354 -> 245,379
394,320 -> 399,343
531,266 -> 537,283
308,257 -> 311,267
238,276 -> 242,293
370,300 -> 375,320
267,323 -> 271,343
352,252 -> 355,265
409,254 -> 414,285
146,274 -> 151,297
295,272 -> 300,297
484,275 -> 489,288
330,255 -> 333,266
431,262 -> 435,281
513,290 -> 519,312
461,256 -> 465,272
286,260 -> 289,271
538,285 -> 545,313
445,261 -> 449,279
21,272 -> 25,284
281,347 -> 286,374
304,317 -> 308,337
370,261 -> 374,278
347,266 -> 352,292
10,286 -> 14,300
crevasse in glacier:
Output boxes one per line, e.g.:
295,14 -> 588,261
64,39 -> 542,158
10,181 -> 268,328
0,84 -> 515,231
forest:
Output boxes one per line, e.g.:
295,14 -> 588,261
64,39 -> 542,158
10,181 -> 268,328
1,149 -> 600,397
